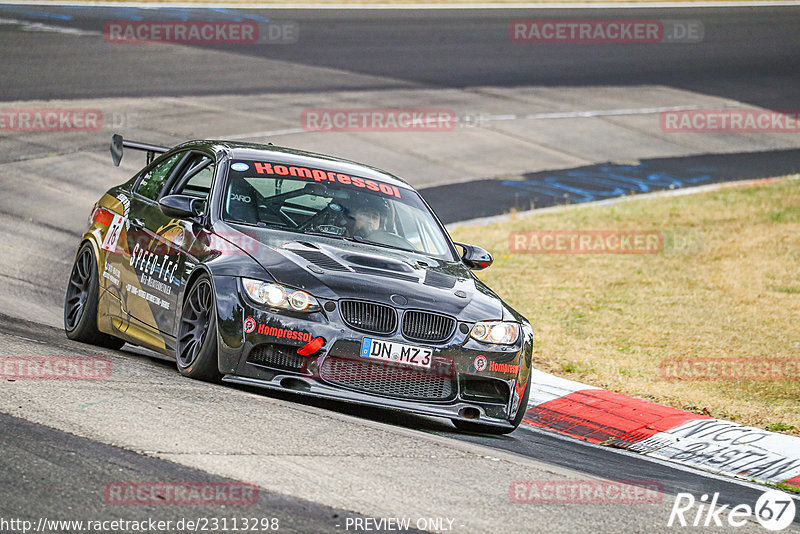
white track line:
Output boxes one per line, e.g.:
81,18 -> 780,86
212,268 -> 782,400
220,104 -> 730,140
522,104 -> 723,120
223,127 -> 308,140
0,17 -> 98,35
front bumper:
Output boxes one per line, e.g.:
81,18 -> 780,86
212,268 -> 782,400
212,276 -> 533,427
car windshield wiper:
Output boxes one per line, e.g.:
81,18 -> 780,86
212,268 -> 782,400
300,230 -> 349,240
343,235 -> 420,255
288,231 -> 414,253
228,220 -> 288,231
228,220 -> 348,240
229,223 -> 424,255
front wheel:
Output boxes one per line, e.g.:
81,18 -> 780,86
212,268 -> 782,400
64,242 -> 125,349
453,372 -> 532,435
176,274 -> 222,382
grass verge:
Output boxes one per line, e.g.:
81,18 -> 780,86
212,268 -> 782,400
450,177 -> 800,435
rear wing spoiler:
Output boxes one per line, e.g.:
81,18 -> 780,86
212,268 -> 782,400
111,134 -> 169,167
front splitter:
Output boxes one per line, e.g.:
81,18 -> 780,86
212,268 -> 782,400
222,374 -> 514,430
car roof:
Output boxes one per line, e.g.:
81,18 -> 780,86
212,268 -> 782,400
175,139 -> 415,191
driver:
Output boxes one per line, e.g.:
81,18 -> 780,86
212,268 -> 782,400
342,194 -> 388,238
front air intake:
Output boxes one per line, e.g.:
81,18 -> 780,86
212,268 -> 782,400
321,356 -> 454,400
248,344 -> 304,371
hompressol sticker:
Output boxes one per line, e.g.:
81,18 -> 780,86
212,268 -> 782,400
244,318 -> 256,333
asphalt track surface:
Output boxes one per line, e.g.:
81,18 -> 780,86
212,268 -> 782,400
1,4 -> 800,533
0,312 -> 789,532
0,4 -> 799,109
2,411 -> 404,534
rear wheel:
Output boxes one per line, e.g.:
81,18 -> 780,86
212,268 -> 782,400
176,274 -> 222,382
63,242 -> 125,349
453,372 -> 532,435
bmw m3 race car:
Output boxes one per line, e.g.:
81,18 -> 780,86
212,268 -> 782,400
64,135 -> 534,434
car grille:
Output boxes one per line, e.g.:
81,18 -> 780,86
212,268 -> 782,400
320,356 -> 454,400
402,310 -> 456,343
248,344 -> 303,371
339,300 -> 397,335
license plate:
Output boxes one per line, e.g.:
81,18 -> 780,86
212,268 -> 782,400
360,338 -> 432,369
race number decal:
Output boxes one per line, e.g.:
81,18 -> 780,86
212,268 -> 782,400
101,214 -> 126,252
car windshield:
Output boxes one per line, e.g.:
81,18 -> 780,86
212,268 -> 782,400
223,160 -> 456,260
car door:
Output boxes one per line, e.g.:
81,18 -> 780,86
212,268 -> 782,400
116,150 -> 189,340
159,151 -> 219,331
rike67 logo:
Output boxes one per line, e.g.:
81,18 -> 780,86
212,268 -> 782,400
669,490 -> 796,531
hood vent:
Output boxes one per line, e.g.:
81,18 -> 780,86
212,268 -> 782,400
352,266 -> 419,283
344,254 -> 413,273
423,270 -> 456,289
290,249 -> 350,272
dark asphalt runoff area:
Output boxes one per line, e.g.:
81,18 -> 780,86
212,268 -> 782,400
423,148 -> 800,223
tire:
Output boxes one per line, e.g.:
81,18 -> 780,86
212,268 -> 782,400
64,242 -> 125,350
176,274 -> 222,382
453,372 -> 532,435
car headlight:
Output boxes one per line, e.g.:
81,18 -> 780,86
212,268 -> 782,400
470,321 -> 520,345
241,278 -> 320,312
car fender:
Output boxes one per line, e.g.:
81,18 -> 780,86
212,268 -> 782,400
180,253 -> 269,374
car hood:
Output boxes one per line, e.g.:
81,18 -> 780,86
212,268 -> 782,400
216,222 -> 510,322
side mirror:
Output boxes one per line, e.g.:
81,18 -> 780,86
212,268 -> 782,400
159,194 -> 202,219
455,242 -> 494,270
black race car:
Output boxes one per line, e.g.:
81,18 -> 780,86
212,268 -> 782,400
64,135 -> 534,434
